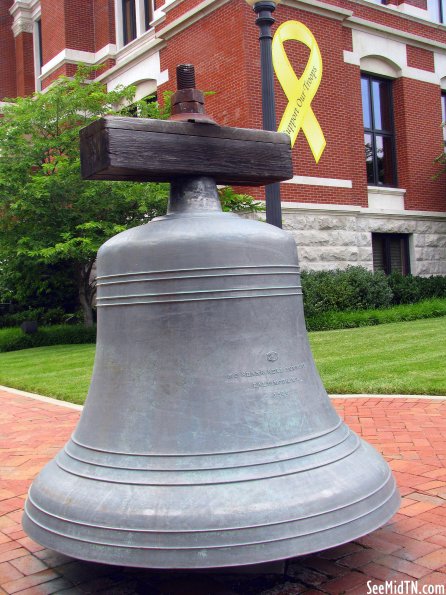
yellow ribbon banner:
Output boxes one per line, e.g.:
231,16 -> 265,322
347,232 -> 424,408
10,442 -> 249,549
272,20 -> 326,163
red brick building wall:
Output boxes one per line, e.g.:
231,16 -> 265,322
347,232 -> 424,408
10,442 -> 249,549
0,0 -> 16,99
15,31 -> 35,96
93,0 -> 116,50
40,0 -> 68,63
394,77 -> 445,211
0,0 -> 445,274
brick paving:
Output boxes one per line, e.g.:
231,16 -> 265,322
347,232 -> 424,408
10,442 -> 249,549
0,387 -> 446,594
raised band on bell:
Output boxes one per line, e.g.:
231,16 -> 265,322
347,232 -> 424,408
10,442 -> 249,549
22,65 -> 400,569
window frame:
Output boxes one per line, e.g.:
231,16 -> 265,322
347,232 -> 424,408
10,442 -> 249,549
361,73 -> 398,188
118,0 -> 154,48
441,91 -> 446,150
372,233 -> 411,276
32,17 -> 43,92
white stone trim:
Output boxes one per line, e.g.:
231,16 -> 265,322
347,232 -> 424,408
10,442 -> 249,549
396,3 -> 430,20
403,66 -> 441,84
359,55 -> 402,78
284,176 -> 353,188
360,208 -> 446,220
347,0 -> 446,30
136,0 -> 145,38
281,0 -> 353,21
105,49 -> 168,97
151,7 -> 167,27
40,44 -> 117,79
367,186 -> 406,210
11,15 -> 33,35
281,201 -> 446,220
114,26 -> 156,63
115,0 -> 124,49
96,38 -> 165,85
162,0 -> 187,14
10,0 -> 41,37
345,16 -> 446,53
33,19 -> 41,91
367,186 -> 406,195
344,28 -> 446,86
436,54 -> 446,83
0,385 -> 83,410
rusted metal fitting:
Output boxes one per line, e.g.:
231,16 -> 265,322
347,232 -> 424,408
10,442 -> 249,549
170,64 -> 217,124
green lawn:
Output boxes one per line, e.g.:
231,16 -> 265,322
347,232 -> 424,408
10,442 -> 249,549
309,317 -> 446,396
0,344 -> 95,404
0,317 -> 444,404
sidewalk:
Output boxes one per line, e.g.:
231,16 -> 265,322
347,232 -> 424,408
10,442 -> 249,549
1,387 -> 446,594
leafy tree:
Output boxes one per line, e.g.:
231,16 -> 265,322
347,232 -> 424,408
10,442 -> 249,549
0,66 -> 262,326
0,256 -> 78,314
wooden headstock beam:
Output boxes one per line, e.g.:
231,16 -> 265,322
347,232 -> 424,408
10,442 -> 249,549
80,117 -> 293,187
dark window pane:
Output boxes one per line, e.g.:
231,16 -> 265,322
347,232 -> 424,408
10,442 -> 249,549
375,135 -> 394,185
123,0 -> 136,45
372,235 -> 385,272
389,237 -> 404,274
364,133 -> 374,184
372,79 -> 392,131
361,77 -> 371,129
145,0 -> 153,30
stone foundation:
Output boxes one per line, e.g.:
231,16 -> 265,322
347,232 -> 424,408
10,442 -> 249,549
281,203 -> 446,276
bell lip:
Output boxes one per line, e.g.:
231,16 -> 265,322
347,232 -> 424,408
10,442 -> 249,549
22,486 -> 400,569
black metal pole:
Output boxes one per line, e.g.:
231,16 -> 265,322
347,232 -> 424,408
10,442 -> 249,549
253,1 -> 282,229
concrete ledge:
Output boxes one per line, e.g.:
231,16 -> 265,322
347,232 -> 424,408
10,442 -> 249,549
0,385 -> 83,410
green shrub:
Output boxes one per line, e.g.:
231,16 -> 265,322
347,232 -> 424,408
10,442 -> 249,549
0,307 -> 84,328
388,273 -> 446,304
301,266 -> 393,317
0,324 -> 96,353
301,267 -> 446,316
306,298 -> 446,331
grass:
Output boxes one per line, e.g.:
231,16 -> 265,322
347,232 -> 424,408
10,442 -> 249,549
0,344 -> 94,405
0,317 -> 444,404
309,317 -> 446,396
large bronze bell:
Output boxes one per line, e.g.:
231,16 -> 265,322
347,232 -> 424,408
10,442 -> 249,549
23,67 -> 400,568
